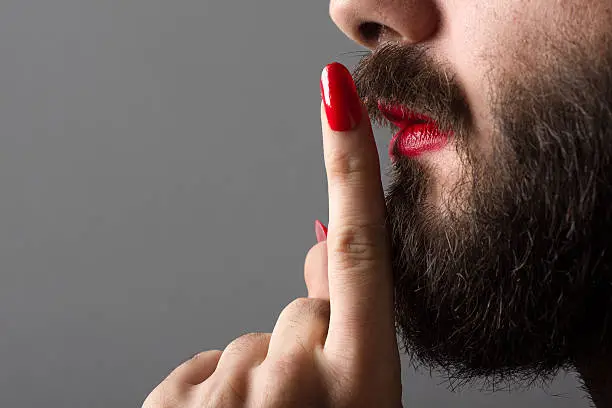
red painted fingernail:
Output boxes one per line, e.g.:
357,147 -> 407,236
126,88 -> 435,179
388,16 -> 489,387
315,220 -> 328,243
320,62 -> 363,131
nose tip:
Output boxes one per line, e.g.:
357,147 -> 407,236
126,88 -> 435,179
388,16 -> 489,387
329,0 -> 439,49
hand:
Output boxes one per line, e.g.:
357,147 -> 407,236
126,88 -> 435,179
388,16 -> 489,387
142,62 -> 402,408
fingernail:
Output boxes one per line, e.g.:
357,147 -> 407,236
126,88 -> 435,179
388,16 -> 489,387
320,62 -> 363,131
315,220 -> 328,243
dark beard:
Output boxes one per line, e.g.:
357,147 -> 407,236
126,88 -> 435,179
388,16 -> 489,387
354,42 -> 612,387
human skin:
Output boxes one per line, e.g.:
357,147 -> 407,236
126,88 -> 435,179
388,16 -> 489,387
143,1 -> 612,407
142,65 -> 404,407
330,0 -> 612,406
331,0 -> 611,210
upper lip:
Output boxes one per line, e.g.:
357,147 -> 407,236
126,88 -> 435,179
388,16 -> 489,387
377,101 -> 434,129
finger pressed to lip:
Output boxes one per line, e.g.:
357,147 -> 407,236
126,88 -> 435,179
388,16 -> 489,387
319,95 -> 396,355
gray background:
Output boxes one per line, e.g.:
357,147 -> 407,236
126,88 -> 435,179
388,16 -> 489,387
0,1 -> 590,407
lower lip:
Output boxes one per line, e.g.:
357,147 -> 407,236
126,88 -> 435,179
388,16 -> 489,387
389,122 -> 450,159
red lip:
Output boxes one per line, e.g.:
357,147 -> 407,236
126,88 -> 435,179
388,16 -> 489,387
377,102 -> 451,159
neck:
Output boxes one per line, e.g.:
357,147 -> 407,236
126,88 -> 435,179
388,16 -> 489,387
576,354 -> 612,408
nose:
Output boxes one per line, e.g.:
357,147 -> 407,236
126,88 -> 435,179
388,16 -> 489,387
329,0 -> 439,49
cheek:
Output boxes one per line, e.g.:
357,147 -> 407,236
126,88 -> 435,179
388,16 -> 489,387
437,0 -> 610,145
435,2 -> 515,154
420,1 -> 537,209
435,0 -> 556,155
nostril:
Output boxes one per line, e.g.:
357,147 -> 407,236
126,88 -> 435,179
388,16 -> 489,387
358,22 -> 382,45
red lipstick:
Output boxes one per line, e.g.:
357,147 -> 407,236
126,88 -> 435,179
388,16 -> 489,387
377,102 -> 452,159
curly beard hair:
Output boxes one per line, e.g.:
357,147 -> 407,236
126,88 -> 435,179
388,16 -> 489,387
354,41 -> 612,388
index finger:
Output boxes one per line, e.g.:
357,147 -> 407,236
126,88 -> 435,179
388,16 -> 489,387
318,63 -> 397,360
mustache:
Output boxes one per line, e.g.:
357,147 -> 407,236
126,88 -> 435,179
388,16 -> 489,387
352,42 -> 472,137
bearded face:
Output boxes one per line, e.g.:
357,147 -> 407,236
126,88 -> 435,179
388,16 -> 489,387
353,39 -> 612,386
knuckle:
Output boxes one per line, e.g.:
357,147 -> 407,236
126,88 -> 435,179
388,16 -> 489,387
224,332 -> 270,356
192,349 -> 222,362
325,147 -> 373,182
282,297 -> 331,323
329,224 -> 386,269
